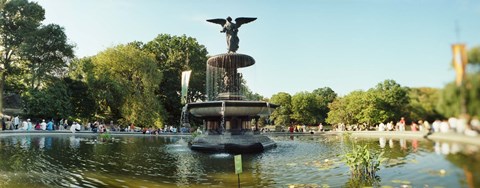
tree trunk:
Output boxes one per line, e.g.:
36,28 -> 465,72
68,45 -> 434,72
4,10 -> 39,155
0,71 -> 4,114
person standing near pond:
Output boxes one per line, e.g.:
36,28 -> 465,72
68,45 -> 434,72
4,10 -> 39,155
20,119 -> 27,130
63,119 -> 68,130
378,122 -> 386,131
399,117 -> 406,131
14,115 -> 19,129
70,122 -> 81,133
387,121 -> 393,131
1,117 -> 5,130
27,119 -> 33,131
411,122 -> 418,132
46,120 -> 54,130
40,119 -> 47,130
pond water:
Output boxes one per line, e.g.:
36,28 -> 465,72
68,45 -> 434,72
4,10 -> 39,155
0,134 -> 479,187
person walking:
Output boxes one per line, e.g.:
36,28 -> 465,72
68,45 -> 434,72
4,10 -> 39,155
14,115 -> 19,130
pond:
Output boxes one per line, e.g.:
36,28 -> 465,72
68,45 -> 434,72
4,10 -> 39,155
0,134 -> 478,187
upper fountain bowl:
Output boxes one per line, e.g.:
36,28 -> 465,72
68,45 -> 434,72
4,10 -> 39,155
207,53 -> 255,68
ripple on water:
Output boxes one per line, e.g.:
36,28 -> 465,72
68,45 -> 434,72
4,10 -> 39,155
210,153 -> 231,158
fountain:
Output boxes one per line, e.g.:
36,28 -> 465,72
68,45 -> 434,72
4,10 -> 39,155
187,17 -> 278,153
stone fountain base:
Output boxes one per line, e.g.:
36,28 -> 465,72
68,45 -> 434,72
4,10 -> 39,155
189,133 -> 276,154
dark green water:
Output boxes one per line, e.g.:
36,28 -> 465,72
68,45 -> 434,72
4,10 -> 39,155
0,134 -> 478,187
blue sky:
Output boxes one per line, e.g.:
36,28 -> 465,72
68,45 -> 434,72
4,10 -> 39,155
35,0 -> 480,97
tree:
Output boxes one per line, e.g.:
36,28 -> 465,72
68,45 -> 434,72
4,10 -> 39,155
370,80 -> 410,123
64,77 -> 96,122
22,78 -> 72,119
468,46 -> 480,65
20,24 -> 74,90
312,87 -> 337,123
143,34 -> 208,126
327,90 -> 367,126
92,44 -> 164,127
0,0 -> 45,112
269,92 -> 292,125
437,74 -> 480,118
291,91 -> 319,125
407,87 -> 442,122
327,80 -> 409,126
242,84 -> 264,101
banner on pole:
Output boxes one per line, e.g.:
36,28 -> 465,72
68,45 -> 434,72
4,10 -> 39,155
181,70 -> 192,104
451,44 -> 468,86
234,154 -> 242,174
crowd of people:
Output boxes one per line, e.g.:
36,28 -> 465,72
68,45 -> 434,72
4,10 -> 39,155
1,116 -> 124,134
358,116 -> 479,136
2,114 -> 479,138
280,116 -> 480,138
1,115 -> 56,131
0,114 -> 199,135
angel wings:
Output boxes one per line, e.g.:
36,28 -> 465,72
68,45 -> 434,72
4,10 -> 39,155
207,17 -> 257,53
206,17 -> 257,29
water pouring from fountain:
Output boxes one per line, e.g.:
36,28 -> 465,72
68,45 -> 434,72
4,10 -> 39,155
186,17 -> 278,153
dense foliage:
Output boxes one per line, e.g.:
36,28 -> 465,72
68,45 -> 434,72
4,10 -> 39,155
0,0 -> 74,112
143,34 -> 208,126
269,92 -> 292,125
326,80 -> 410,126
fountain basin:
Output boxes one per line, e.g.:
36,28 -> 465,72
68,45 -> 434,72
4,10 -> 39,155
188,101 -> 278,118
190,134 -> 276,153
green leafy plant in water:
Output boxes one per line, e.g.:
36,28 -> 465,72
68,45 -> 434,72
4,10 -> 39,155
191,131 -> 200,139
99,132 -> 112,141
342,140 -> 387,187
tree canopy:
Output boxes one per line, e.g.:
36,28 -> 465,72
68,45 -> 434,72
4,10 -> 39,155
269,92 -> 292,126
143,34 -> 208,126
0,0 -> 73,114
91,44 -> 164,127
327,80 -> 409,126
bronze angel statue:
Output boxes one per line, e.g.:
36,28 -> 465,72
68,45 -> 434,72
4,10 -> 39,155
207,17 -> 257,53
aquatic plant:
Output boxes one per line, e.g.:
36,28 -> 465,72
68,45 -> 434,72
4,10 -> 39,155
342,144 -> 386,183
99,132 -> 112,140
191,131 -> 201,138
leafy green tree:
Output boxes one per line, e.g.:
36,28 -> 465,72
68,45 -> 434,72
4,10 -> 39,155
92,44 -> 164,127
269,92 -> 292,125
242,84 -> 264,101
437,82 -> 462,118
291,91 -> 319,125
468,46 -> 480,65
289,87 -> 337,125
20,24 -> 74,90
22,79 -> 72,118
64,77 -> 96,122
466,74 -> 480,116
312,87 -> 337,123
67,57 -> 99,121
143,34 -> 208,126
327,80 -> 409,126
407,87 -> 442,122
0,0 -> 45,111
370,80 -> 410,123
437,74 -> 480,118
327,90 -> 367,125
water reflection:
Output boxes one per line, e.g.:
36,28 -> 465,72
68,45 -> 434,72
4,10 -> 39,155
0,134 -> 479,187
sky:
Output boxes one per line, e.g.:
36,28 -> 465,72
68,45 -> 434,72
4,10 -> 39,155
35,0 -> 480,97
